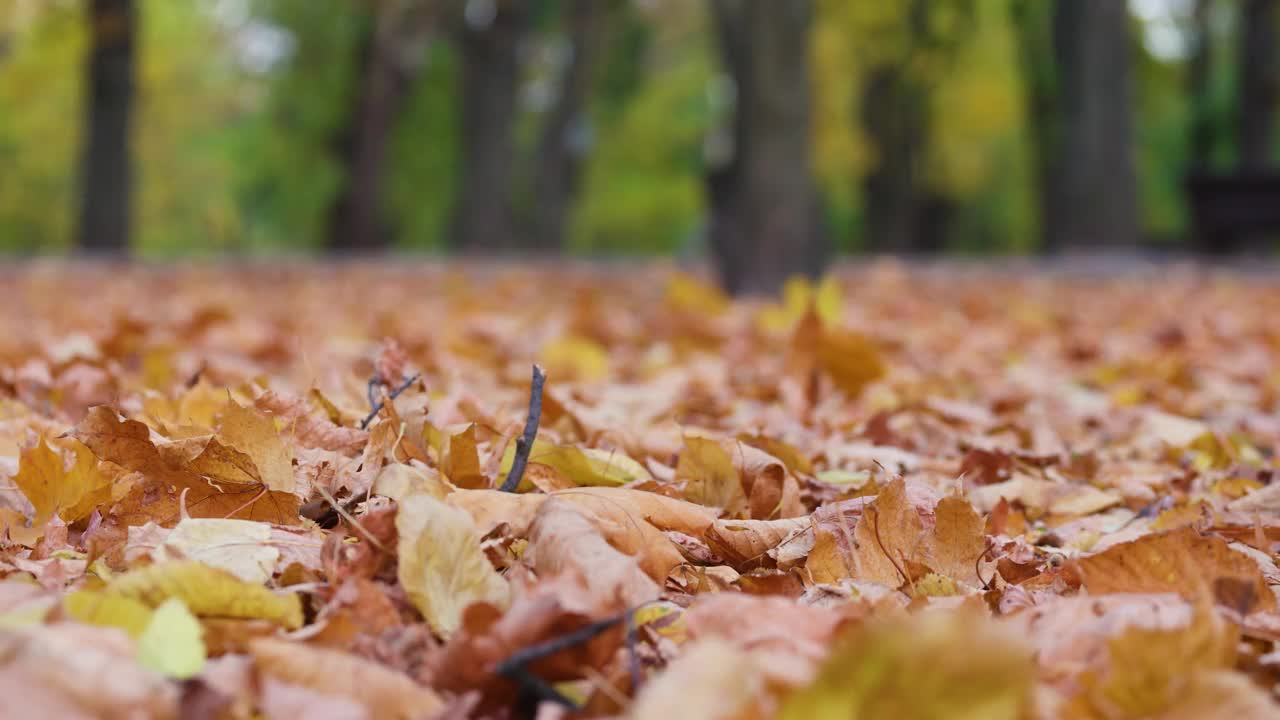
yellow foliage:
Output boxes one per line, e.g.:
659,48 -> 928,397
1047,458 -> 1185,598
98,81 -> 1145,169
396,492 -> 510,636
541,335 -> 610,382
63,589 -> 153,638
665,272 -> 730,316
216,399 -> 295,493
105,560 -> 303,629
498,440 -> 651,491
778,608 -> 1035,720
136,598 -> 205,679
12,438 -> 112,534
676,435 -> 745,515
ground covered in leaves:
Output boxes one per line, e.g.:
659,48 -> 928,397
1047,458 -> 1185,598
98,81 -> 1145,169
3,261 -> 1280,719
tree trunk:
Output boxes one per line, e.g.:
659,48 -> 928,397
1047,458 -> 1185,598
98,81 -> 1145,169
78,0 -> 135,254
707,0 -> 825,297
453,0 -> 527,252
1045,0 -> 1139,250
529,0 -> 605,251
326,7 -> 417,252
1238,0 -> 1278,170
860,63 -> 929,253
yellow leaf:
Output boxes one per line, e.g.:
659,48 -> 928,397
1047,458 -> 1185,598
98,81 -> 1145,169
541,335 -> 609,382
12,438 -> 111,532
664,272 -> 730,316
759,275 -> 843,333
137,598 -> 205,680
63,589 -> 153,638
817,328 -> 885,398
396,492 -> 509,636
442,424 -> 486,488
105,560 -> 303,629
815,469 -> 872,487
632,601 -> 687,642
677,435 -> 746,515
778,607 -> 1035,720
497,441 -> 651,490
1068,609 -> 1244,719
374,463 -> 454,502
217,400 -> 295,493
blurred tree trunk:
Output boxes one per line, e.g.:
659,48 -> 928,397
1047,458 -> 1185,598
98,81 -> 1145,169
1011,0 -> 1057,249
327,4 -> 428,252
861,64 -> 927,253
1238,0 -> 1278,170
453,0 -> 528,251
529,0 -> 607,251
1045,0 -> 1138,250
1187,0 -> 1215,171
78,0 -> 135,254
861,0 -> 952,253
707,0 -> 825,296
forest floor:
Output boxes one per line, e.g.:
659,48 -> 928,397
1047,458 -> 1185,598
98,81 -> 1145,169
1,261 -> 1280,718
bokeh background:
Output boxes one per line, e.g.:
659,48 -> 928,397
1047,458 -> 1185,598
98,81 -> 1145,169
0,0 -> 1276,264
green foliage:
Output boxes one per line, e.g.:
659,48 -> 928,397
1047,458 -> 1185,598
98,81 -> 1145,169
569,1 -> 713,254
0,0 -> 1263,255
233,0 -> 368,253
387,41 -> 459,251
0,2 -> 82,253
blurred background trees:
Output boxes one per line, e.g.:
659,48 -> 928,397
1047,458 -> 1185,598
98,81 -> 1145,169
0,0 -> 1278,291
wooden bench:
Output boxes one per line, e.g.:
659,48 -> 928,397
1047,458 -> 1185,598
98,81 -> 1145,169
1186,172 -> 1280,254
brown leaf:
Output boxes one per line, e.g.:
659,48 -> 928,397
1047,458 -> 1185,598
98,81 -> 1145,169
851,478 -> 927,587
250,637 -> 443,720
527,499 -> 660,612
1076,527 -> 1276,614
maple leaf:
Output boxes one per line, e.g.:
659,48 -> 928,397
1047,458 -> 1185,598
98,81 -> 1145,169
72,406 -> 300,526
11,437 -> 111,535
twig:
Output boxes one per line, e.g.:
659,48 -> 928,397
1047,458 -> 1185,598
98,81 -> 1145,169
869,506 -> 910,589
359,373 -> 420,430
495,612 -> 625,710
313,485 -> 391,555
499,364 -> 546,493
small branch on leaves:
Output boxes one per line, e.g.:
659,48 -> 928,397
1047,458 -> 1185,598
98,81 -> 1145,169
495,612 -> 626,710
498,364 -> 546,493
359,373 -> 420,430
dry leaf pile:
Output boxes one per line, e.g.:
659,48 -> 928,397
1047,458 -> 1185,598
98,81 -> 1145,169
3,261 -> 1280,718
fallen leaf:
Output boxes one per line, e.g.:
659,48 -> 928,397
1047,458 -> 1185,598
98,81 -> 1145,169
396,491 -> 510,636
161,517 -> 280,584
777,607 -> 1035,720
137,597 -> 205,679
11,438 -> 111,534
250,637 -> 443,719
526,499 -> 660,611
0,623 -> 178,718
216,399 -> 295,493
106,560 -> 304,629
630,639 -> 768,720
1076,527 -> 1276,614
678,434 -> 747,515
